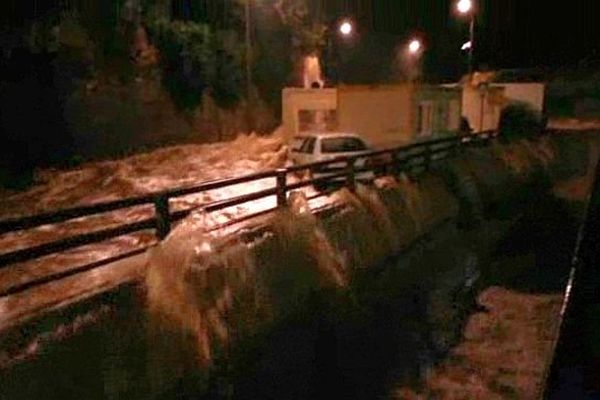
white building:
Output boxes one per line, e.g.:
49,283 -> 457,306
445,73 -> 546,132
282,84 -> 463,149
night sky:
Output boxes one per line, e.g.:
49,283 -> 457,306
318,0 -> 600,81
2,0 -> 599,80
370,0 -> 600,69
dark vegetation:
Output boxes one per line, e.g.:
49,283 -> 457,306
0,0 -> 324,188
0,49 -> 75,189
498,101 -> 546,142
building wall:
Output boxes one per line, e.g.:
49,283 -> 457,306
414,86 -> 463,138
281,84 -> 462,148
501,83 -> 545,112
461,83 -> 546,132
337,84 -> 415,148
281,88 -> 338,138
462,86 -> 504,132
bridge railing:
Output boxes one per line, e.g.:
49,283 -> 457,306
0,131 -> 497,297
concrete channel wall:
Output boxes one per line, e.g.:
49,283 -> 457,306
0,134 -> 593,400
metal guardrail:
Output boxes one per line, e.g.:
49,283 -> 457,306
0,131 -> 497,297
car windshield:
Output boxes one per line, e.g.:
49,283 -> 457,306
320,137 -> 367,153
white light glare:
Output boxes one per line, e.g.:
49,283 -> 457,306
457,0 -> 473,14
339,21 -> 353,36
409,39 -> 422,54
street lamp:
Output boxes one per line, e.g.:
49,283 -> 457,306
456,0 -> 475,74
244,0 -> 253,131
408,39 -> 422,55
402,38 -> 424,82
339,20 -> 353,36
457,0 -> 473,14
326,19 -> 355,84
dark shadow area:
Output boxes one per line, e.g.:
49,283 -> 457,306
219,287 -> 438,400
489,192 -> 581,293
1,47 -> 76,189
191,224 -> 493,400
0,286 -> 149,400
546,162 -> 600,399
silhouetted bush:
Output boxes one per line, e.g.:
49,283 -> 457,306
0,48 -> 76,189
498,102 -> 545,142
546,96 -> 575,118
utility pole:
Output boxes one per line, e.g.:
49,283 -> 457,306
456,0 -> 476,75
468,14 -> 475,75
478,82 -> 488,133
244,0 -> 253,132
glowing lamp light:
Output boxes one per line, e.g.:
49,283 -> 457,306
457,0 -> 473,14
461,41 -> 472,51
408,39 -> 422,54
339,21 -> 353,36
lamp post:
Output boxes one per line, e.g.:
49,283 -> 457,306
403,37 -> 424,82
326,19 -> 354,85
244,0 -> 253,131
478,82 -> 489,133
456,0 -> 475,74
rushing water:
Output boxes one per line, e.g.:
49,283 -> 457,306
142,177 -> 470,399
0,136 -> 592,399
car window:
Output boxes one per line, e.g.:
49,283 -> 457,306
298,137 -> 316,154
290,137 -> 306,152
320,137 -> 367,153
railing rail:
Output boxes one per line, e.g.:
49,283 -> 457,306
0,131 -> 497,297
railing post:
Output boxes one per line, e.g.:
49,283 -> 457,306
346,157 -> 356,192
452,136 -> 467,157
384,151 -> 395,177
452,139 -> 460,157
393,151 -> 404,176
276,168 -> 287,207
483,131 -> 490,142
423,145 -> 432,171
459,136 -> 469,154
154,195 -> 170,240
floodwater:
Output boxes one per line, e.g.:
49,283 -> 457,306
0,188 -> 582,400
0,133 -> 594,399
0,132 -> 327,330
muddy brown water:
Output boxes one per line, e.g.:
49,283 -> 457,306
0,193 -> 582,400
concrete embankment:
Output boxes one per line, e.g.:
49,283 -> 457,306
0,133 -> 593,400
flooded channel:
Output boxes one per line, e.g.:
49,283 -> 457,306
0,189 -> 581,399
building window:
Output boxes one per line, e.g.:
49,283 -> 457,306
298,109 -> 337,133
417,101 -> 434,137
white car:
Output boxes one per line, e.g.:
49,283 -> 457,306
289,132 -> 375,188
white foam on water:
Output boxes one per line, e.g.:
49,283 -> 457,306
143,174 -> 464,393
